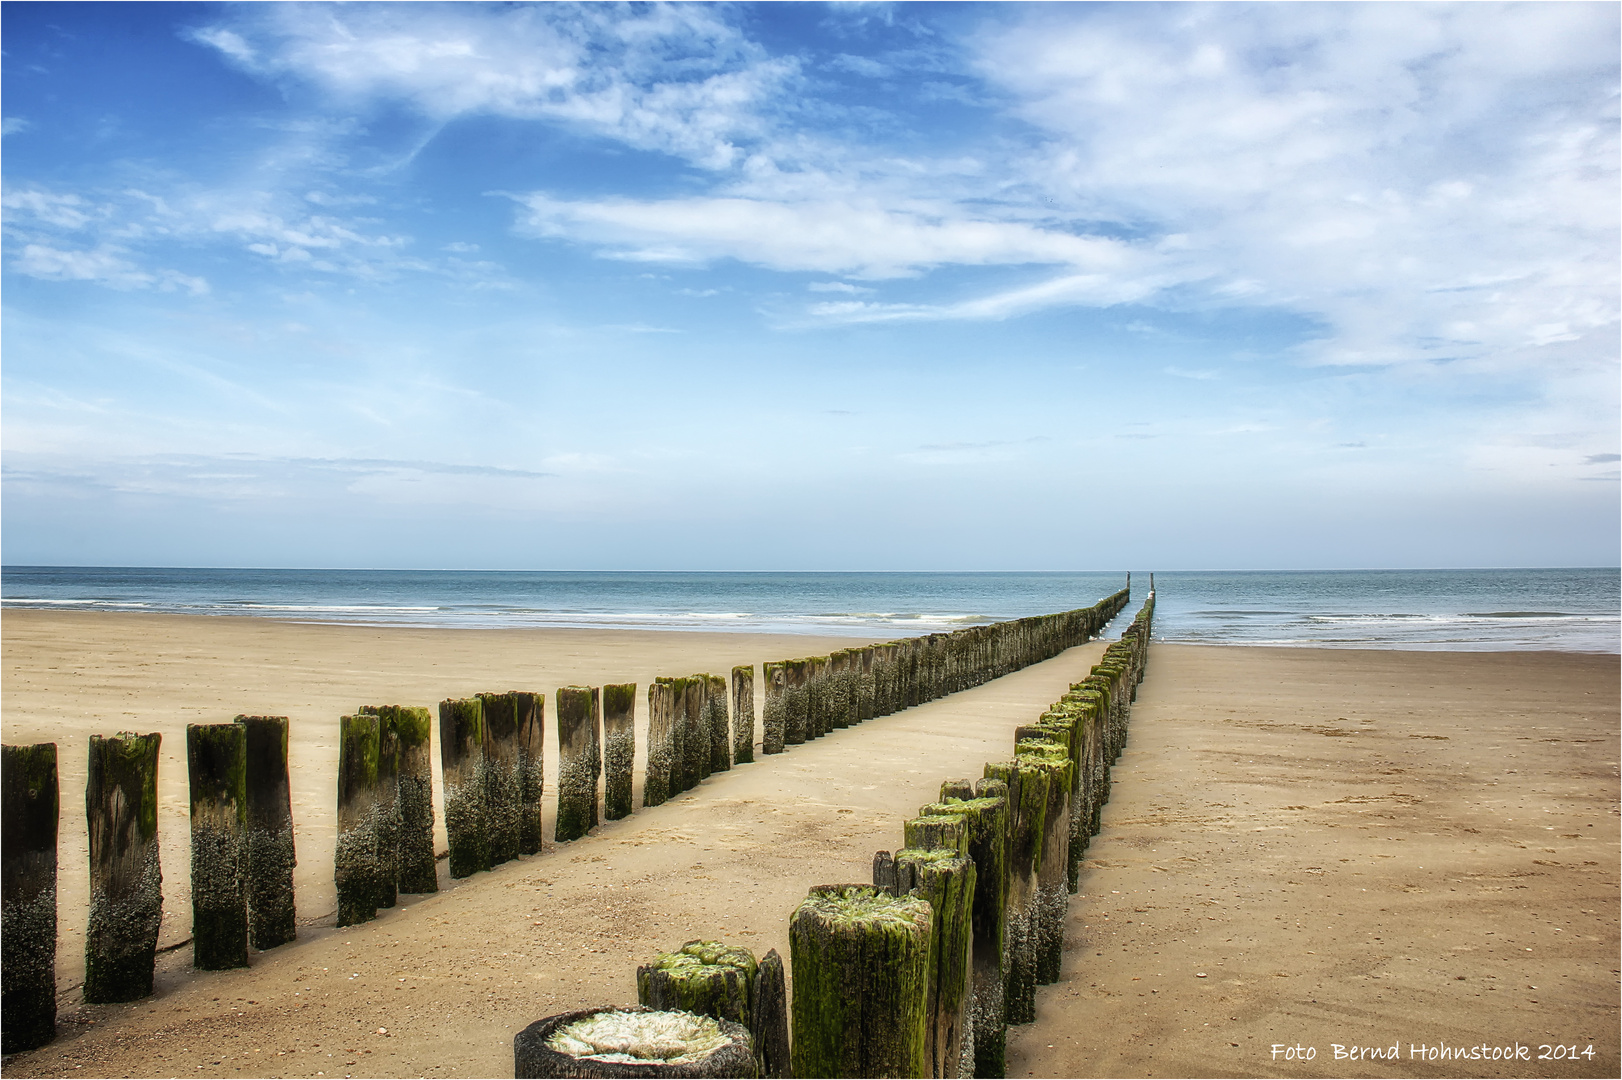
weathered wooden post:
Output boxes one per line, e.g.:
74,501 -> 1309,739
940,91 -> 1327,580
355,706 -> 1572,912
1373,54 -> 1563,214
439,697 -> 488,878
753,948 -> 790,1079
731,665 -> 755,765
335,713 -> 382,927
827,650 -> 851,730
235,716 -> 298,944
784,660 -> 809,745
805,655 -> 829,739
556,686 -> 601,841
896,849 -> 976,1080
981,761 -> 1049,1024
603,683 -> 636,821
645,680 -> 675,807
84,732 -> 163,1003
790,884 -> 931,1079
638,939 -> 757,1023
856,646 -> 876,723
514,1005 -> 756,1078
363,707 -> 438,893
705,674 -> 731,774
682,677 -> 709,789
3,742 -> 59,1052
374,711 -> 400,911
517,693 -> 545,855
1015,745 -> 1072,986
186,723 -> 247,970
479,692 -> 522,867
761,662 -> 788,755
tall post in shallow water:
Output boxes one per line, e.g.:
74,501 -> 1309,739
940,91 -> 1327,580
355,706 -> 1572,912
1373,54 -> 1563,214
186,723 -> 248,971
602,683 -> 636,821
235,716 -> 298,945
3,742 -> 58,1052
731,665 -> 755,764
84,732 -> 163,1004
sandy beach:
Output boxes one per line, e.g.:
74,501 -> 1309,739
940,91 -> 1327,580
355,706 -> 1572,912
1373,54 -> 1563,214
2,613 -> 1617,1078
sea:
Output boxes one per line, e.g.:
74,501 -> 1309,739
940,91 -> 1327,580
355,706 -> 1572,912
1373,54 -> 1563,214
2,566 -> 1617,652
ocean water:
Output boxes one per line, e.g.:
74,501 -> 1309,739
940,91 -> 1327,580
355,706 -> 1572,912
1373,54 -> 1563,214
2,566 -> 1616,652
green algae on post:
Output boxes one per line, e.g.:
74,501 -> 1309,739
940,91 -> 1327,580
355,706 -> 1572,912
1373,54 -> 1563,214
790,884 -> 931,1079
783,660 -> 809,745
186,723 -> 248,971
704,674 -> 731,775
982,760 -> 1048,1024
363,707 -> 438,893
84,732 -> 163,1004
2,742 -> 59,1053
752,947 -> 790,1078
602,683 -> 636,821
893,849 -> 976,1080
761,662 -> 788,755
516,693 -> 546,855
478,692 -> 523,867
637,940 -> 757,1024
235,716 -> 300,943
335,713 -> 383,928
556,686 -> 601,842
439,696 -> 489,878
730,665 -> 755,765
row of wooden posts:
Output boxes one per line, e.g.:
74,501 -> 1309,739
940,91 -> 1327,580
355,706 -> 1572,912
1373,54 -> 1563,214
0,589 -> 1133,1057
511,588 -> 1151,1079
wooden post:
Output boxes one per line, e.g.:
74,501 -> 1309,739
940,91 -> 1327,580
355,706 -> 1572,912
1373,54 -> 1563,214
644,680 -> 674,808
439,697 -> 488,878
705,674 -> 731,774
981,761 -> 1048,1024
335,713 -> 382,927
892,849 -> 976,1080
761,662 -> 788,755
517,693 -> 545,855
827,650 -> 850,730
805,656 -> 828,739
556,686 -> 601,842
790,884 -> 931,1079
602,683 -> 636,821
514,1006 -> 757,1079
374,710 -> 400,911
682,677 -> 708,789
84,732 -> 163,1003
478,692 -> 522,867
856,646 -> 875,723
372,707 -> 439,893
752,947 -> 790,1079
186,723 -> 247,970
731,665 -> 755,765
2,742 -> 58,1052
235,716 -> 298,946
1015,746 -> 1072,986
784,660 -> 809,745
637,939 -> 757,1023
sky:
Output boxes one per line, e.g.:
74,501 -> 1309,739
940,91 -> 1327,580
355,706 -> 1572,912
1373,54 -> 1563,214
2,1 -> 1617,571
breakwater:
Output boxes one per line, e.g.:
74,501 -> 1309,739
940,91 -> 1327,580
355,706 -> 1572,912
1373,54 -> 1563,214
1,585 -> 1132,1055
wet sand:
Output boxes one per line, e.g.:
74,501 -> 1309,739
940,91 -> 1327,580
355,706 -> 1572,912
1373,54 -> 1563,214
3,614 -> 1616,1078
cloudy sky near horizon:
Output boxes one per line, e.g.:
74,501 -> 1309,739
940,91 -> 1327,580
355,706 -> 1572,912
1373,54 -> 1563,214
3,1 -> 1617,571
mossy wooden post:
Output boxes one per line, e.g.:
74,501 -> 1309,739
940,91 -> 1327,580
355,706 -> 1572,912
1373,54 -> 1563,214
378,707 -> 439,891
784,660 -> 809,745
827,650 -> 851,730
892,849 -> 976,1079
981,761 -> 1047,1025
753,947 -> 790,1078
186,723 -> 247,971
856,646 -> 876,723
557,686 -> 601,842
645,680 -> 674,807
374,711 -> 400,910
761,662 -> 788,754
235,716 -> 298,944
705,674 -> 731,775
790,884 -> 931,1079
603,683 -> 636,821
731,665 -> 755,765
335,713 -> 382,928
479,692 -> 522,867
680,677 -> 708,790
1015,746 -> 1072,985
439,697 -> 488,878
923,783 -> 1009,1079
515,692 -> 553,851
84,732 -> 163,1004
806,655 -> 829,738
2,742 -> 58,1052
638,939 -> 757,1024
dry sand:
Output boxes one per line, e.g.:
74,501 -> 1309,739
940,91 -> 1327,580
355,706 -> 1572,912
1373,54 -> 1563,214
2,614 -> 1616,1079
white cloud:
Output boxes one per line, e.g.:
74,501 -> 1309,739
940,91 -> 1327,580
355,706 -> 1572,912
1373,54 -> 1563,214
11,243 -> 208,294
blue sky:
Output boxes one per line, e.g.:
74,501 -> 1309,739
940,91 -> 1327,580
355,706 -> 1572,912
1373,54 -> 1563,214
3,1 -> 1617,570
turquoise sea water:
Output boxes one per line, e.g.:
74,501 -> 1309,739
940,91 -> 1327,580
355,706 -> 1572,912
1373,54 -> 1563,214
2,566 -> 1616,652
